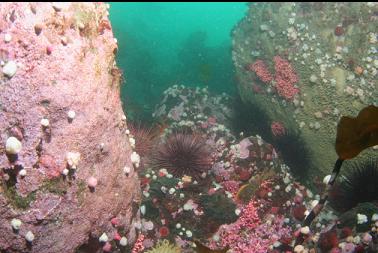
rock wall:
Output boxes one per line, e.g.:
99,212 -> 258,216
0,3 -> 140,252
232,2 -> 377,179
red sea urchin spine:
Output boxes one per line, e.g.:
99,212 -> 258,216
149,132 -> 213,180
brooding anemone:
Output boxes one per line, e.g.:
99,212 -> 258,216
149,131 -> 213,180
328,158 -> 378,213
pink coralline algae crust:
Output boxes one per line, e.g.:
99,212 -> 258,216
271,121 -> 286,137
0,2 -> 140,253
273,56 -> 299,100
249,60 -> 273,83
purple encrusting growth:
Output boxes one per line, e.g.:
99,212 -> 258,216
0,3 -> 140,252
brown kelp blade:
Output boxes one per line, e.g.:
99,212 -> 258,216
194,240 -> 229,253
335,105 -> 378,160
236,183 -> 256,204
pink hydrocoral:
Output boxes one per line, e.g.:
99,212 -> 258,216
239,200 -> 260,229
219,200 -> 260,242
271,121 -> 286,137
250,60 -> 273,83
131,234 -> 145,253
273,56 -> 299,100
217,210 -> 292,253
221,180 -> 240,195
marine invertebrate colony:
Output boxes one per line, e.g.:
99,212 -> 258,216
273,56 -> 299,101
149,132 -> 213,180
249,59 -> 273,83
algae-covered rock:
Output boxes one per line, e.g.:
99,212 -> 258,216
0,3 -> 140,252
232,2 -> 378,180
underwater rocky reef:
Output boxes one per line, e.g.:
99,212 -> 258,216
231,2 -> 377,179
133,86 -> 378,253
0,2 -> 377,253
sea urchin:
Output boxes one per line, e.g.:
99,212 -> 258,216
328,158 -> 378,213
128,122 -> 156,157
149,132 -> 213,180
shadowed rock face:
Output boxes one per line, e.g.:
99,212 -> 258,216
232,2 -> 378,179
0,3 -> 140,252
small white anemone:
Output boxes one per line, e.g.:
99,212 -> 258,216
123,166 -> 132,175
140,205 -> 146,215
357,213 -> 368,224
99,233 -> 108,243
62,168 -> 69,176
130,152 -> 140,167
6,137 -> 22,155
19,169 -> 27,177
67,110 -> 76,120
323,174 -> 332,184
120,236 -> 128,246
11,218 -> 22,230
66,152 -> 81,169
40,118 -> 50,127
300,226 -> 310,235
129,137 -> 136,148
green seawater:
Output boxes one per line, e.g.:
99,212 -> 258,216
109,2 -> 247,121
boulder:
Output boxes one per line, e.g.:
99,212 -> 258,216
0,3 -> 140,252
